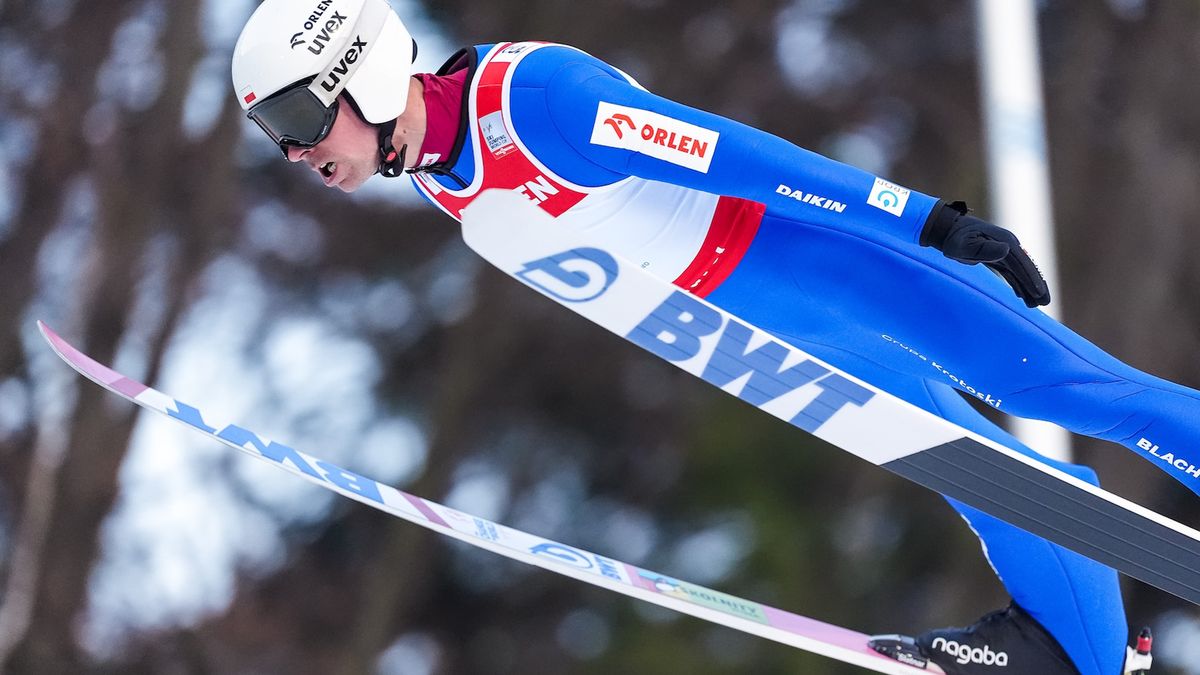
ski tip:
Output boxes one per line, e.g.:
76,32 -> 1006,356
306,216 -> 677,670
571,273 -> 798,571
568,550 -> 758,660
35,320 -> 77,367
33,320 -> 152,398
35,319 -> 60,348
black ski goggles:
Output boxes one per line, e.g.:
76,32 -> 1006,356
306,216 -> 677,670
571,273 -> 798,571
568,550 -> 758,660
247,81 -> 340,158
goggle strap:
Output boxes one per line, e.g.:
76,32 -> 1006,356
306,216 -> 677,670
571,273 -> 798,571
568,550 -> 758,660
307,0 -> 391,107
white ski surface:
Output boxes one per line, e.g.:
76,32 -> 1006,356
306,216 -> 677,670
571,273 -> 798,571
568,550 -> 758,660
459,189 -> 1200,603
456,190 -> 1154,491
38,321 -> 939,675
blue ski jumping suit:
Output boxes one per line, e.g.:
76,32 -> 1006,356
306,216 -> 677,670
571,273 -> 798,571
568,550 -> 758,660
407,42 -> 1192,675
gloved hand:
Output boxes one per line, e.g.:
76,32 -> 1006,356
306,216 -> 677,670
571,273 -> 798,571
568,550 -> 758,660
920,200 -> 1051,308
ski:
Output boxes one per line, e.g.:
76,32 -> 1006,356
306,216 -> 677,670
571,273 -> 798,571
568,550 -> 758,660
39,321 -> 940,674
460,189 -> 1200,606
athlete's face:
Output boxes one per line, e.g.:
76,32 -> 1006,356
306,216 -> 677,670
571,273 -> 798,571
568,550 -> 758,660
286,95 -> 378,193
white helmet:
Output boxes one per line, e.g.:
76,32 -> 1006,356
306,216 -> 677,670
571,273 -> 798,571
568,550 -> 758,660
232,0 -> 415,153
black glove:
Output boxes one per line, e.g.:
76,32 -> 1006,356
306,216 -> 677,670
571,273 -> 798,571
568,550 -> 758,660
920,200 -> 1051,308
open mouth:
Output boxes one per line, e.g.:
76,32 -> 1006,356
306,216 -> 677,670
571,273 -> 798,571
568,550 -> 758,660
319,161 -> 336,179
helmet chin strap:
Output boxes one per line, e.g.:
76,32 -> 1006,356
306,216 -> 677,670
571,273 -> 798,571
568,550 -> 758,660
377,119 -> 406,178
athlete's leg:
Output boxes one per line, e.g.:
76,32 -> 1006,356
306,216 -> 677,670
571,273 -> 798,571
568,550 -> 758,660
709,213 -> 1200,497
919,381 -> 1126,675
752,337 -> 1126,675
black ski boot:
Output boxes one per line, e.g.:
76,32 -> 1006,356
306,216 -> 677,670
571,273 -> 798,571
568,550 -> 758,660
869,603 -> 1078,673
869,605 -> 1155,674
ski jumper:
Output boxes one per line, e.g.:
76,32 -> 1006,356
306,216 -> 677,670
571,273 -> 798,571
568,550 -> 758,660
406,41 -> 1200,674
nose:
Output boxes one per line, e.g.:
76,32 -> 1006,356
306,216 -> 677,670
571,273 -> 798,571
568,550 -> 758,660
286,145 -> 309,163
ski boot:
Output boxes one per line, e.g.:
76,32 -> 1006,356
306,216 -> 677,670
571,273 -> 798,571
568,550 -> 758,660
868,604 -> 1155,674
868,603 -> 1078,673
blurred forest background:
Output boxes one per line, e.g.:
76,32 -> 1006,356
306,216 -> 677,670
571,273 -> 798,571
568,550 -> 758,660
3,0 -> 1200,673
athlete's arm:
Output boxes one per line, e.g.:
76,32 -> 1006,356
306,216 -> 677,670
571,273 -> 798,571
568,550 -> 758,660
537,57 -> 937,244
528,52 -> 1049,306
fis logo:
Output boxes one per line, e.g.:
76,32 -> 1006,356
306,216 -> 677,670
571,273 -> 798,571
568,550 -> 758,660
516,248 -> 618,303
591,102 -> 720,173
494,42 -> 537,62
930,637 -> 1009,667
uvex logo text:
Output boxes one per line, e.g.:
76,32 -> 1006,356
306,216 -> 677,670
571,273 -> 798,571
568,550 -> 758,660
319,37 -> 369,93
591,102 -> 719,173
